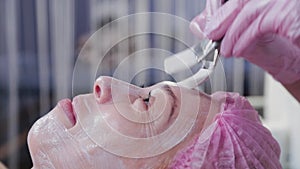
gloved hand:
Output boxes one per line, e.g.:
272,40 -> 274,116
190,0 -> 300,84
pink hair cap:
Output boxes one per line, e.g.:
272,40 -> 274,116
171,92 -> 282,169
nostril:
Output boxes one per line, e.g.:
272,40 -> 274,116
93,81 -> 112,104
94,85 -> 101,99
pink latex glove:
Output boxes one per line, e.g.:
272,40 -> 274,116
190,0 -> 300,84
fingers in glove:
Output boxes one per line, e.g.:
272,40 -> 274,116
222,0 -> 272,57
205,0 -> 247,42
190,0 -> 223,39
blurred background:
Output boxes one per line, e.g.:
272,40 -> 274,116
0,0 -> 299,168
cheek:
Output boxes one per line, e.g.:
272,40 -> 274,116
151,101 -> 174,132
148,93 -> 174,131
99,104 -> 151,138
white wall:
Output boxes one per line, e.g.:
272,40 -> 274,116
264,74 -> 300,169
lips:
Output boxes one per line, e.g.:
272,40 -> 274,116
58,99 -> 76,126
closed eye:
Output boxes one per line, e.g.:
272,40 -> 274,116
143,98 -> 149,104
143,91 -> 151,104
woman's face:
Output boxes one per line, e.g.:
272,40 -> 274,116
27,76 -> 213,169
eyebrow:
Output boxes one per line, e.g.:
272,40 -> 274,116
161,85 -> 177,121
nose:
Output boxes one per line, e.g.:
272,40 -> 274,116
94,76 -> 112,104
93,76 -> 142,104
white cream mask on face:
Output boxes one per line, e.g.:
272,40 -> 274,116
74,76 -> 201,158
27,107 -> 126,169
